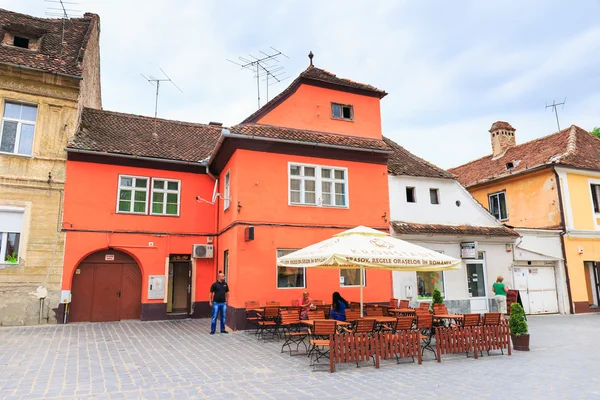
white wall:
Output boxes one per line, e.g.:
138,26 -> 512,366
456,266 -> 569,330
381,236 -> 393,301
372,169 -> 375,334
388,175 -> 500,226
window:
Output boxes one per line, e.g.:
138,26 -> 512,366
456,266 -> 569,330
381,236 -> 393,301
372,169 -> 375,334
277,249 -> 305,288
340,268 -> 366,287
151,179 -> 180,216
0,208 -> 23,264
0,102 -> 37,155
117,176 -> 148,214
506,162 -> 514,170
417,250 -> 445,299
223,171 -> 230,211
429,188 -> 439,205
591,184 -> 600,213
222,250 -> 229,281
488,191 -> 508,221
14,36 -> 29,49
331,103 -> 353,121
289,163 -> 348,207
406,187 -> 416,203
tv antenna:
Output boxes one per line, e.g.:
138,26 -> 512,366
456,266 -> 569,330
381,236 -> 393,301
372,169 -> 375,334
140,68 -> 183,119
45,0 -> 81,56
228,47 -> 289,109
545,98 -> 566,131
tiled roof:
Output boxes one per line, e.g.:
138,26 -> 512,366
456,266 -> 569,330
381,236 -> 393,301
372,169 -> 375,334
449,125 -> 593,187
391,221 -> 519,237
383,136 -> 455,179
229,123 -> 392,152
242,65 -> 387,124
68,108 -> 222,163
490,121 -> 515,132
0,9 -> 97,77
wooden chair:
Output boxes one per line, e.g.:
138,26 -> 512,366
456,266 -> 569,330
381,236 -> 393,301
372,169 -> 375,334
257,306 -> 280,341
312,300 -> 324,305
461,313 -> 481,327
266,301 -> 280,307
316,304 -> 330,317
389,298 -> 399,309
433,304 -> 449,315
286,307 -> 300,316
396,316 -> 415,331
414,308 -> 431,317
290,299 -> 299,306
342,318 -> 376,334
280,310 -> 308,355
308,320 -> 337,366
307,310 -> 325,320
482,312 -> 501,326
419,302 -> 431,310
398,299 -> 410,309
416,314 -> 435,355
344,309 -> 361,322
244,301 -> 260,331
349,302 -> 360,309
366,307 -> 384,317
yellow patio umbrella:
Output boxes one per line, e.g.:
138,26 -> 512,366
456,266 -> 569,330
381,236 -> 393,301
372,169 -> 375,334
276,226 -> 461,316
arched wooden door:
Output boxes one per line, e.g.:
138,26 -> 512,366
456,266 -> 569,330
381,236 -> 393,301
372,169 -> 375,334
70,250 -> 142,322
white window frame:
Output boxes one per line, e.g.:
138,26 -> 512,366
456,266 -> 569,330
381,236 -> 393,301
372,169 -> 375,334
0,101 -> 38,156
417,250 -> 445,299
223,170 -> 231,211
0,207 -> 23,265
588,179 -> 600,231
429,188 -> 440,205
340,268 -> 366,287
488,191 -> 508,221
150,178 -> 181,216
116,175 -> 149,215
465,252 -> 487,299
276,249 -> 306,289
288,162 -> 349,208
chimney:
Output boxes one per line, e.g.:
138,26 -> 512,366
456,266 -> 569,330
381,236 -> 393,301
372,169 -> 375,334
489,121 -> 516,158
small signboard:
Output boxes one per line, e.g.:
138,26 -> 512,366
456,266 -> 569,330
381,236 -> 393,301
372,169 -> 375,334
169,254 -> 191,262
148,275 -> 165,300
460,242 -> 477,259
105,254 -> 115,261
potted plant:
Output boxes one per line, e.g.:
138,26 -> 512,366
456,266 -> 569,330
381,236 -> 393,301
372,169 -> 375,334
509,302 -> 529,351
5,253 -> 18,264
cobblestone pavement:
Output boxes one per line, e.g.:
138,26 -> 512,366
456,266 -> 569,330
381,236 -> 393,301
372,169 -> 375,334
0,314 -> 599,399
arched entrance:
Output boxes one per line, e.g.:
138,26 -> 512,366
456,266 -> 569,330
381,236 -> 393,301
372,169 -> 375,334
70,250 -> 142,322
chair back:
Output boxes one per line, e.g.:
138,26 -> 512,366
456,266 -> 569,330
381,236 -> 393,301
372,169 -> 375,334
266,301 -> 280,307
366,307 -> 384,316
433,304 -> 449,315
263,306 -> 280,319
349,302 -> 360,309
286,307 -> 300,315
316,305 -> 330,315
389,298 -> 399,308
414,308 -> 431,317
312,300 -> 324,305
290,299 -> 299,306
419,302 -> 431,310
462,313 -> 480,327
398,299 -> 410,309
396,316 -> 414,331
280,310 -> 300,326
312,320 -> 337,336
307,310 -> 325,320
245,300 -> 259,309
482,312 -> 501,326
416,314 -> 433,330
353,318 -> 376,333
344,309 -> 361,321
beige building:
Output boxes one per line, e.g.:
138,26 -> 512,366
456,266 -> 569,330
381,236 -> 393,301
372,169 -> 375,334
0,9 -> 101,325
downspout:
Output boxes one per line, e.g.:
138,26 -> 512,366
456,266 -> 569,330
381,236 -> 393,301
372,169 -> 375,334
205,165 -> 220,281
553,167 -> 574,314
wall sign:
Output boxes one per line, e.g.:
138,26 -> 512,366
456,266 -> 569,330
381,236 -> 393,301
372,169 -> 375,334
148,275 -> 165,300
170,254 -> 191,262
105,254 -> 115,261
460,242 -> 477,259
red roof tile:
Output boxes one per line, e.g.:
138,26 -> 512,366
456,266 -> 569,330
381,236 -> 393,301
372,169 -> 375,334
229,123 -> 392,152
383,137 -> 455,179
490,121 -> 515,132
449,125 -> 592,187
68,108 -> 221,163
0,9 -> 98,77
391,221 -> 519,237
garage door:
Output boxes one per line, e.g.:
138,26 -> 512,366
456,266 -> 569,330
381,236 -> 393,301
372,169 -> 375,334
513,266 -> 559,314
70,250 -> 142,322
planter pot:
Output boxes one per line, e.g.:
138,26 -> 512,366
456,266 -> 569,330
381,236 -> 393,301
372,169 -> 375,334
511,333 -> 530,351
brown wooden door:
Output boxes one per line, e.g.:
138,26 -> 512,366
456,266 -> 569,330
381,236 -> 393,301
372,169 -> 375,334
69,264 -> 95,322
91,264 -> 122,322
172,263 -> 190,312
120,263 -> 142,320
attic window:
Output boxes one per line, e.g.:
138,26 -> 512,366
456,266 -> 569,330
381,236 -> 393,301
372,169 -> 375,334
506,162 -> 514,170
331,103 -> 353,121
13,36 -> 29,49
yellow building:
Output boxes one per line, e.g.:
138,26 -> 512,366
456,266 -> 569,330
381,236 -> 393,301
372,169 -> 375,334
451,121 -> 600,314
0,9 -> 101,324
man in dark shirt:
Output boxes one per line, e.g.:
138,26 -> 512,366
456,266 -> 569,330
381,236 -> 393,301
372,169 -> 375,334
209,272 -> 229,334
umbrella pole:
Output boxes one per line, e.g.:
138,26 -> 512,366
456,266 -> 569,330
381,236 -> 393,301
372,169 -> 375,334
360,266 -> 364,318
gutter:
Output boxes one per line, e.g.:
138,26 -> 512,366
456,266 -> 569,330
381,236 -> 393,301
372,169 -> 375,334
553,167 -> 574,314
66,148 -> 209,168
465,164 -> 550,190
1,62 -> 83,80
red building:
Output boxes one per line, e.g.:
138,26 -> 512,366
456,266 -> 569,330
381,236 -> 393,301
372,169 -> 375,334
61,57 -> 395,328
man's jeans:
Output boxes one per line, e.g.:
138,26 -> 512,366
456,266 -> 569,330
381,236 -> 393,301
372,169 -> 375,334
211,302 -> 227,332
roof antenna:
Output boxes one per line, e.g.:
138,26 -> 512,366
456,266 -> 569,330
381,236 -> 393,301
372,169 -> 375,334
545,98 -> 566,131
227,47 -> 289,109
140,68 -> 183,135
45,0 -> 81,56
308,51 -> 314,67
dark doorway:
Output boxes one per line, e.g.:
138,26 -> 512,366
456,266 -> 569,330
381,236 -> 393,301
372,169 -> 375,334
168,260 -> 191,314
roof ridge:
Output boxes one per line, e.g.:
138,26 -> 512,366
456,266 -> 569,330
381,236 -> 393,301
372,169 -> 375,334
238,122 -> 386,141
383,136 -> 455,179
84,108 -> 223,130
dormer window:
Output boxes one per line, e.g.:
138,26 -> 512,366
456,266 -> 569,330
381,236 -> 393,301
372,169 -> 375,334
506,162 -> 514,170
13,36 -> 29,49
331,103 -> 353,121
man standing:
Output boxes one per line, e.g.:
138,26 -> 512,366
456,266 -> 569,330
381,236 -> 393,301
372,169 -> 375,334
209,272 -> 229,334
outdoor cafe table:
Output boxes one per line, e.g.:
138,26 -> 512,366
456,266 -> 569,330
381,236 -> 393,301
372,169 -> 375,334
433,314 -> 464,327
300,319 -> 351,327
389,308 -> 416,315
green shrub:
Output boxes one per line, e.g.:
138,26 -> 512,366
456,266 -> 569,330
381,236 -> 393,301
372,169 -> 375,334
509,303 -> 528,336
431,288 -> 444,310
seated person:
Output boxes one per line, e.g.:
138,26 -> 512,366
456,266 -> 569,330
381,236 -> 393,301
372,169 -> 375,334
329,292 -> 349,321
298,291 -> 313,320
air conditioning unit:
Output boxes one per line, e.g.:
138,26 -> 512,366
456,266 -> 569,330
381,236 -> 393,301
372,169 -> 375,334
192,244 -> 214,259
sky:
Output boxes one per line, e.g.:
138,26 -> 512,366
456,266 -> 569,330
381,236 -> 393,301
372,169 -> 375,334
8,0 -> 600,169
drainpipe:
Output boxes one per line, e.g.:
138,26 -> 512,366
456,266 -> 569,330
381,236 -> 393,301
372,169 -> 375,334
553,167 -> 574,314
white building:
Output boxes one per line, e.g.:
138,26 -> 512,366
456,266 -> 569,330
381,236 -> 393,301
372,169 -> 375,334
384,137 -> 567,314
